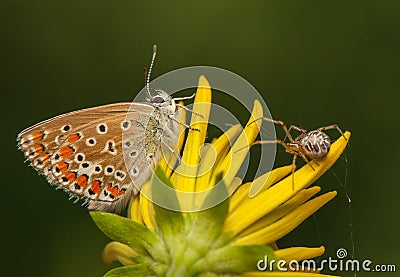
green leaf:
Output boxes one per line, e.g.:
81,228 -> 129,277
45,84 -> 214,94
90,212 -> 170,264
152,167 -> 186,257
191,244 -> 276,274
103,263 -> 153,277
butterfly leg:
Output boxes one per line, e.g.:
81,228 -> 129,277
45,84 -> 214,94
162,141 -> 182,163
169,116 -> 200,132
173,93 -> 196,101
176,104 -> 204,118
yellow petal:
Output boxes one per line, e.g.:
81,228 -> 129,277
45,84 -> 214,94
274,246 -> 325,262
128,194 -> 143,224
224,132 -> 350,235
195,124 -> 242,192
229,166 -> 292,213
103,241 -> 139,266
234,191 -> 337,245
139,184 -> 156,228
214,100 -> 263,186
189,124 -> 242,208
238,186 -> 322,238
172,75 -> 212,193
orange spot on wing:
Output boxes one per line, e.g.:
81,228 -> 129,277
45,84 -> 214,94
33,132 -> 44,142
107,183 -> 119,197
118,188 -> 126,196
33,144 -> 44,154
76,175 -> 88,188
65,171 -> 77,182
67,133 -> 81,143
60,146 -> 74,158
91,180 -> 101,194
40,153 -> 50,165
57,161 -> 69,173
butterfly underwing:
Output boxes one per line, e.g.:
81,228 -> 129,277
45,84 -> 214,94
17,89 -> 181,212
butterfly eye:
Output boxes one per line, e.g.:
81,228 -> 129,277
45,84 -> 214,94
151,95 -> 166,104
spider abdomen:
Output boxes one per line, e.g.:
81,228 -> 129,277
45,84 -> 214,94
301,130 -> 331,159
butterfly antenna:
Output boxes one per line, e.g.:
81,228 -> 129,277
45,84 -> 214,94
146,44 -> 157,99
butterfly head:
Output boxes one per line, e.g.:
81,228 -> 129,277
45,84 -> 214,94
148,88 -> 176,112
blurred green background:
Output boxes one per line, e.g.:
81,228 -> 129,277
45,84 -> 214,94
2,0 -> 399,276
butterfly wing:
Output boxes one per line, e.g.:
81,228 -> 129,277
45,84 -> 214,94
17,102 -> 162,212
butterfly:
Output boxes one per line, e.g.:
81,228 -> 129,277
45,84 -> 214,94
17,45 -> 194,212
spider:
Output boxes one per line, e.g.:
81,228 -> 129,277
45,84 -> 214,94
250,117 -> 347,190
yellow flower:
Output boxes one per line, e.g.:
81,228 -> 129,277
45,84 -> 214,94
92,76 -> 350,277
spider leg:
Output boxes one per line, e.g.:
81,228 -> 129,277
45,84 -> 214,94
256,117 -> 297,143
288,125 -> 307,133
317,124 -> 347,140
299,152 -> 316,170
251,139 -> 293,152
286,125 -> 307,142
246,116 -> 264,127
